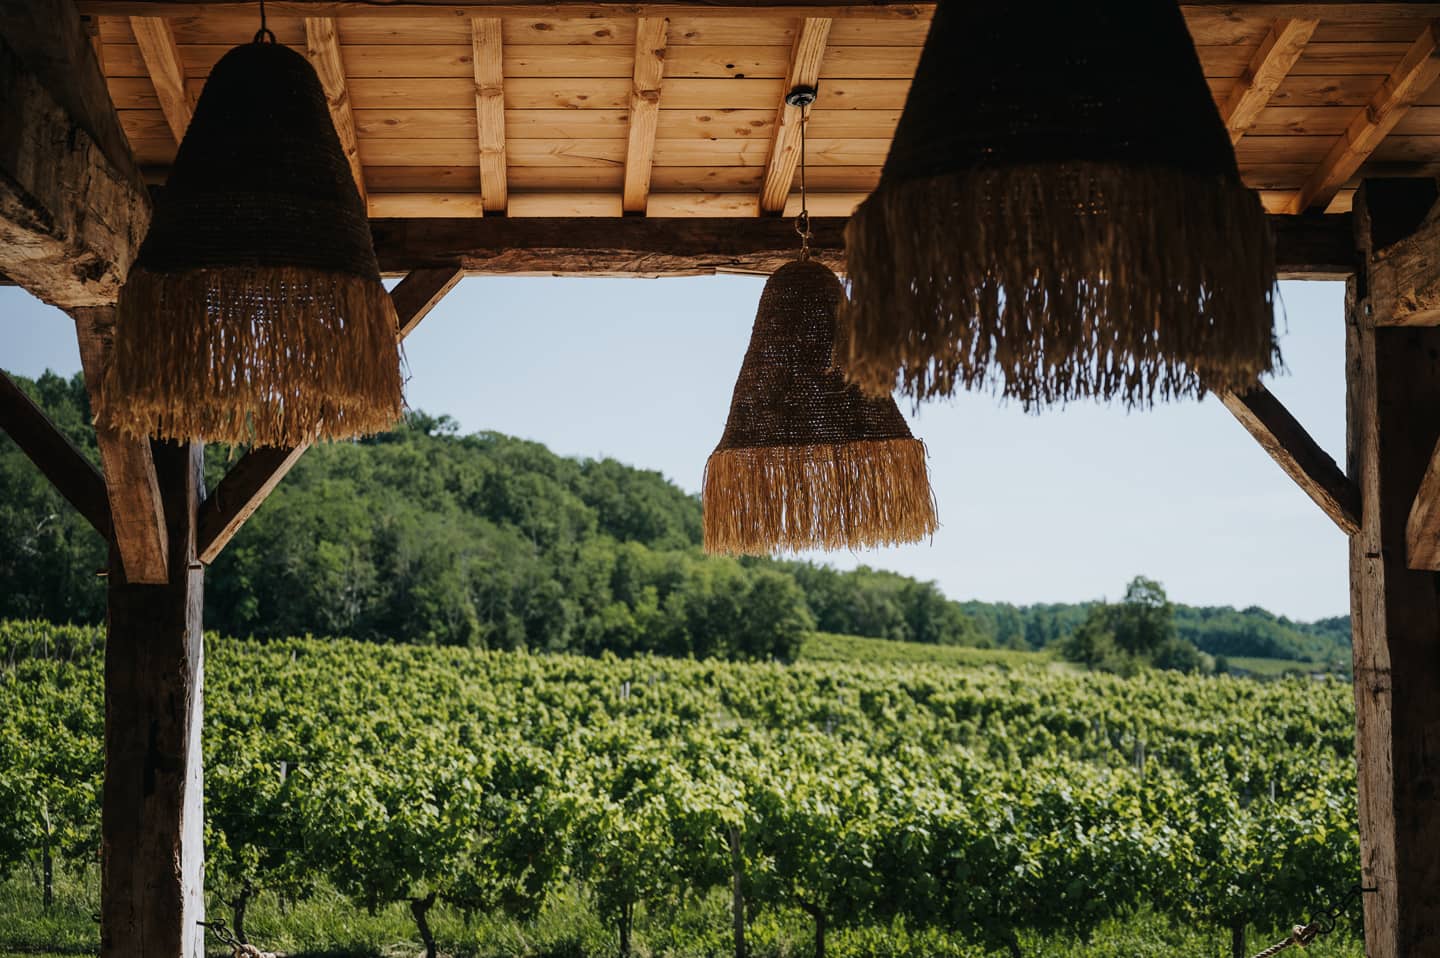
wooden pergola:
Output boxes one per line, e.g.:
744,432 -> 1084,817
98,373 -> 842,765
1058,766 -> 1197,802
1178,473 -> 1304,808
2,1 -> 1440,956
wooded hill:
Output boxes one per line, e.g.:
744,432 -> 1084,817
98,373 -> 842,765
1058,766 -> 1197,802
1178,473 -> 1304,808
0,371 -> 1350,664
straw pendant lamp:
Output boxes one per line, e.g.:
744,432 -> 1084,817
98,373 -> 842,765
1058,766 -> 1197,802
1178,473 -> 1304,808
837,0 -> 1278,411
100,6 -> 402,447
703,89 -> 938,556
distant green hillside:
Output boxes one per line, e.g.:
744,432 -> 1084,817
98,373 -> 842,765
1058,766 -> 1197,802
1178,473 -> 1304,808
0,370 -> 1350,665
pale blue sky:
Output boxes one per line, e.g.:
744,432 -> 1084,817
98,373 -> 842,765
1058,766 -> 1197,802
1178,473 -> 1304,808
2,278 -> 1349,621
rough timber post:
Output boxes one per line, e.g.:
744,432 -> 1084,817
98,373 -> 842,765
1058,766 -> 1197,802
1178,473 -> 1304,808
100,440 -> 205,958
1348,179 -> 1440,958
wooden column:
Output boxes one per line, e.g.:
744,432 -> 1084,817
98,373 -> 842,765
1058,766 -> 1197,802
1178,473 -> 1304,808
100,440 -> 205,958
1347,179 -> 1440,958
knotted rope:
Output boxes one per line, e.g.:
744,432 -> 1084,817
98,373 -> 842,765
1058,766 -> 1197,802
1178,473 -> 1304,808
1246,885 -> 1373,958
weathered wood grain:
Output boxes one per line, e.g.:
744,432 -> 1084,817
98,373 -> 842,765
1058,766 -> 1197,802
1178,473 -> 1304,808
100,439 -> 205,958
0,16 -> 149,308
1347,179 -> 1440,958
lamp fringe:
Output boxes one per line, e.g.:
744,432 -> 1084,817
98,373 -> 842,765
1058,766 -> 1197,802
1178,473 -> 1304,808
838,163 -> 1278,410
100,266 -> 403,446
702,437 -> 938,555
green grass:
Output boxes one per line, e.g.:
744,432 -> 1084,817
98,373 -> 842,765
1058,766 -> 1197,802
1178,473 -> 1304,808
797,632 -> 1056,669
0,871 -> 1364,958
1226,657 -> 1327,678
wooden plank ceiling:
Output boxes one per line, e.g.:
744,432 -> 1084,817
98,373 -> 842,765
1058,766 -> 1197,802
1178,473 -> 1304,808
85,5 -> 1440,219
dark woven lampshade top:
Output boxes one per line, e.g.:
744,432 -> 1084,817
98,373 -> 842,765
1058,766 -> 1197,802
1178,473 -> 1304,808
140,41 -> 377,278
838,0 -> 1277,411
704,259 -> 937,556
715,260 -> 914,452
882,1 -> 1238,185
100,39 -> 402,448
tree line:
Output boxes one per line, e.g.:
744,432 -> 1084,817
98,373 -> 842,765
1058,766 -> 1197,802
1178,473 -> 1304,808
0,371 -> 1350,665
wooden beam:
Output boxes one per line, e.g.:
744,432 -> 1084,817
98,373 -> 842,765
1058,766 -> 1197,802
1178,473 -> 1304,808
65,3 -> 1440,22
0,369 -> 112,538
1347,178 -> 1440,958
759,17 -> 830,214
372,215 -> 846,274
194,266 -> 463,563
128,16 -> 190,142
305,17 -> 366,201
74,307 -> 169,585
1273,211 -> 1359,280
1291,22 -> 1440,214
472,18 -> 505,214
100,439 -> 205,958
0,10 -> 150,308
622,16 -> 668,215
1219,384 -> 1360,535
367,212 -> 1354,277
1221,18 -> 1317,145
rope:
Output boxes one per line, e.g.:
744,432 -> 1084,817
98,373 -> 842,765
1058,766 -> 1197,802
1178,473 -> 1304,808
1245,885 -> 1373,958
1248,923 -> 1319,958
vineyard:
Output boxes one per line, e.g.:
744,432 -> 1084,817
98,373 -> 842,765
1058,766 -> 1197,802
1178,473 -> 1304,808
0,619 -> 1361,958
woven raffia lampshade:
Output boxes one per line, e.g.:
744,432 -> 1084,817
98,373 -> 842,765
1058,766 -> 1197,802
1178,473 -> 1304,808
101,40 -> 402,447
838,0 -> 1277,410
704,259 -> 938,555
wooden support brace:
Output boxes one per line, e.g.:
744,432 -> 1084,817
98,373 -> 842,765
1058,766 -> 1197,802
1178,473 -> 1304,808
1219,384 -> 1360,535
194,266 -> 464,563
622,16 -> 669,215
74,307 -> 169,585
0,369 -> 112,538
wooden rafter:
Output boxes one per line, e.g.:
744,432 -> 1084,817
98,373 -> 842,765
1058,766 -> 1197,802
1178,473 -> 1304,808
1219,384 -> 1360,536
65,3 -> 1440,20
0,369 -> 112,538
759,17 -> 830,214
622,16 -> 669,215
1290,21 -> 1440,214
195,266 -> 464,564
73,307 -> 170,584
305,17 -> 366,200
129,16 -> 190,142
1221,17 -> 1316,145
472,18 -> 505,214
